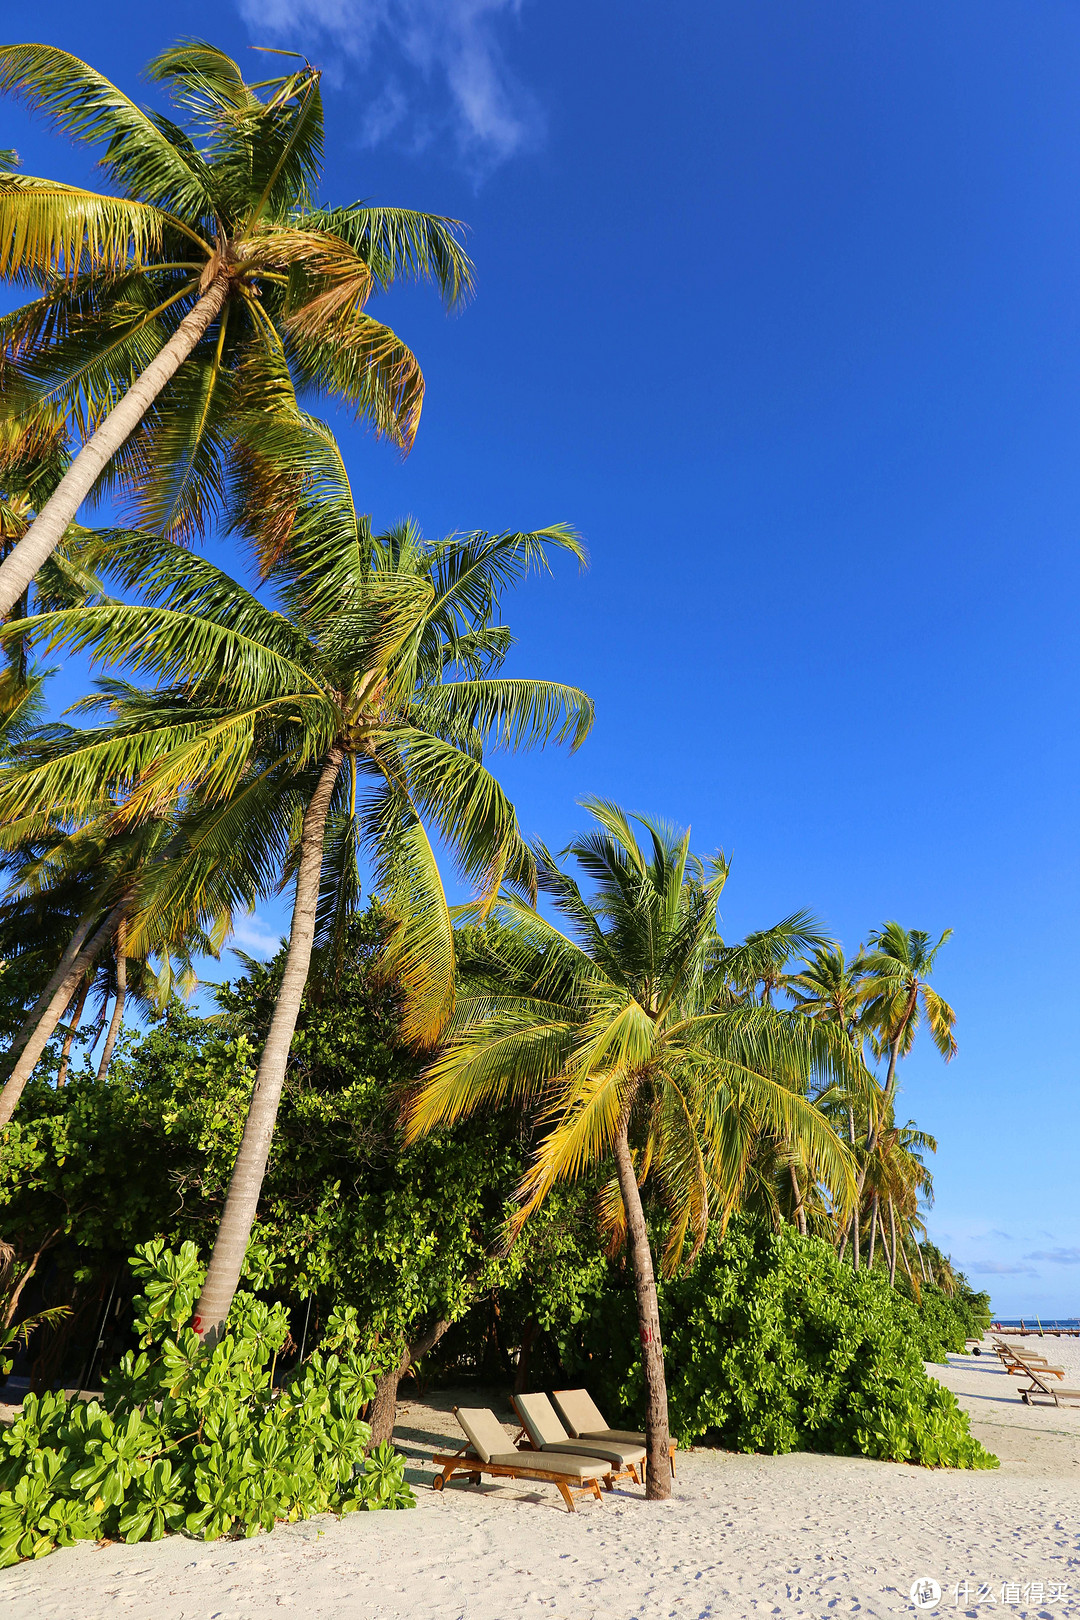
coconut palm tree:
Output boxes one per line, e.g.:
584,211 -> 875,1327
0,806 -> 227,1123
788,943 -> 873,1263
0,440 -> 592,1338
860,923 -> 956,1152
405,802 -> 860,1499
0,39 -> 472,616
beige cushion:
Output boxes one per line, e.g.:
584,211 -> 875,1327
552,1388 -> 608,1437
455,1406 -> 514,1464
583,1428 -> 647,1446
541,1437 -> 645,1467
514,1392 -> 571,1449
486,1451 -> 602,1480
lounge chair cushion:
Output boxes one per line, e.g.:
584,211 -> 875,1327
540,1438 -> 645,1467
455,1407 -> 516,1464
514,1392 -> 573,1449
486,1450 -> 604,1479
552,1388 -> 608,1438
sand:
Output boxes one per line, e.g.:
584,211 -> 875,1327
3,1333 -> 1079,1619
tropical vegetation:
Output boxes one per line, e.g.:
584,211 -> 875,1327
0,27 -> 992,1568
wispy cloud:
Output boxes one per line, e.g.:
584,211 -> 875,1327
1025,1248 -> 1080,1266
235,0 -> 543,175
963,1259 -> 1038,1276
230,911 -> 284,960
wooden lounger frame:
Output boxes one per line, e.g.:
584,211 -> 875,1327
430,1444 -> 606,1512
510,1427 -> 642,1489
1018,1368 -> 1080,1408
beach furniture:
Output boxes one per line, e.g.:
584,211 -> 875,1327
1017,1368 -> 1080,1408
993,1343 -> 1063,1377
511,1391 -> 646,1487
552,1386 -> 678,1479
430,1406 -> 607,1512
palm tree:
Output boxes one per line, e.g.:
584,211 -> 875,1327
788,943 -> 871,1264
0,443 -> 592,1339
0,808 -> 224,1123
406,802 -> 860,1499
0,40 -> 472,616
860,923 -> 956,1152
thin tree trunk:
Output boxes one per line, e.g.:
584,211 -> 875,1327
888,1196 -> 898,1287
191,748 -> 343,1345
789,1162 -> 807,1235
917,1242 -> 928,1284
0,271 -> 230,620
514,1317 -> 540,1394
0,906 -> 121,1128
898,1229 -> 916,1288
55,978 -> 89,1089
868,1192 -> 879,1269
612,1108 -> 671,1501
878,1209 -> 893,1280
7,908 -> 97,1063
848,1108 -> 860,1270
94,922 -> 127,1083
1,1230 -> 60,1330
368,1314 -> 453,1448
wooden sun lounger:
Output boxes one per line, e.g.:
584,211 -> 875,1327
552,1386 -> 678,1480
430,1406 -> 608,1512
1018,1367 -> 1080,1408
512,1392 -> 645,1488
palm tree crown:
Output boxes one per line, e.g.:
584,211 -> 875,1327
0,40 -> 473,613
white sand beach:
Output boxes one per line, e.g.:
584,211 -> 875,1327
4,1335 -> 1079,1620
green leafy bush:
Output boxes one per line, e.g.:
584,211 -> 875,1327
0,1240 -> 413,1567
904,1279 -> 991,1363
570,1220 -> 997,1469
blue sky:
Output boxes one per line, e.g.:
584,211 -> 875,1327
5,0 -> 1080,1315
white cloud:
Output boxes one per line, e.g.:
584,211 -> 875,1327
963,1259 -> 1038,1276
235,0 -> 542,174
230,911 -> 284,960
1025,1248 -> 1080,1266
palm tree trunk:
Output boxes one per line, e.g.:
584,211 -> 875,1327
888,1196 -> 898,1287
0,905 -> 121,1128
55,978 -> 89,1089
867,1192 -> 879,1268
898,1228 -> 916,1288
0,271 -> 230,620
789,1162 -> 807,1235
847,1109 -> 860,1269
917,1242 -> 928,1284
191,748 -> 343,1346
93,923 -> 127,1083
7,907 -> 97,1063
611,1109 -> 671,1501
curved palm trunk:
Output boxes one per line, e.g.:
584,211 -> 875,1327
612,1113 -> 671,1501
0,272 -> 230,620
847,1110 -> 860,1270
887,1196 -> 898,1287
55,977 -> 89,1089
7,908 -> 97,1063
191,748 -> 343,1346
94,923 -> 127,1083
0,905 -> 121,1128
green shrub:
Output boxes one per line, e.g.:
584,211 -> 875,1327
906,1279 -> 990,1363
0,1241 -> 413,1567
570,1220 -> 997,1469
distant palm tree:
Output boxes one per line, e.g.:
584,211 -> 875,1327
861,922 -> 956,1131
0,440 -> 591,1338
406,802 -> 859,1499
0,40 -> 472,616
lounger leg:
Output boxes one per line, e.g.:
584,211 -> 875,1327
670,1449 -> 676,1480
590,1480 -> 604,1504
626,1464 -> 640,1486
556,1481 -> 577,1512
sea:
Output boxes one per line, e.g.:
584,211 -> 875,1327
992,1317 -> 1080,1330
